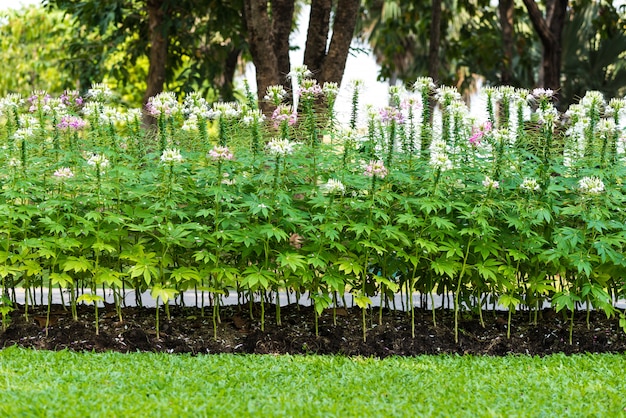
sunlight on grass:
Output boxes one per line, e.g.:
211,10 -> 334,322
0,347 -> 624,417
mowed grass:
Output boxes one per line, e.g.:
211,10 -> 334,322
0,346 -> 624,417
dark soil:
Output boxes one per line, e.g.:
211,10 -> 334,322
1,303 -> 625,356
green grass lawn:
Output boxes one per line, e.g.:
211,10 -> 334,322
0,346 -> 624,417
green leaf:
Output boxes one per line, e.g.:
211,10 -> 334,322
375,276 -> 399,293
91,241 -> 117,254
170,266 -> 202,283
276,252 -> 307,272
150,285 -> 178,305
311,293 -> 332,315
358,240 -> 386,255
337,257 -> 363,276
552,291 -> 581,313
76,293 -> 104,305
475,259 -> 501,282
498,294 -> 521,311
353,294 -> 372,309
430,258 -> 460,278
94,268 -> 125,287
50,272 -> 73,288
348,223 -> 373,239
62,256 -> 93,273
0,265 -> 20,278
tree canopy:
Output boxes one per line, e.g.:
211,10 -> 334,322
2,0 -> 624,109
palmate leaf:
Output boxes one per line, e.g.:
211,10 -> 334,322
475,259 -> 501,282
498,294 -> 521,311
170,266 -> 202,284
430,257 -> 460,279
150,285 -> 178,305
347,223 -> 373,239
358,240 -> 386,255
337,257 -> 363,276
241,266 -> 275,289
50,272 -> 73,288
276,252 -> 307,272
307,254 -> 328,270
353,294 -> 372,309
76,293 -> 104,305
552,291 -> 581,313
256,224 -> 288,242
20,259 -> 43,277
91,241 -> 117,254
62,256 -> 93,273
374,275 -> 399,293
310,293 -> 332,315
94,267 -> 125,288
0,265 -> 20,278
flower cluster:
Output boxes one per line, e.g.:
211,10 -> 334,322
182,92 -> 212,119
482,176 -> 500,190
146,92 -> 180,117
531,88 -> 554,101
288,65 -> 313,83
13,127 -> 35,141
535,105 -> 559,125
435,86 -> 461,105
578,176 -> 605,195
378,106 -> 405,124
87,83 -> 113,102
160,148 -> 184,164
429,140 -> 453,171
321,179 -> 346,195
60,90 -> 84,110
299,79 -> 323,101
57,115 -> 87,131
364,160 -> 388,179
241,108 -> 266,126
580,90 -> 606,113
520,178 -> 541,192
469,121 -> 493,146
27,90 -> 52,114
413,77 -> 436,93
209,102 -> 241,120
264,85 -> 288,106
323,82 -> 339,100
208,146 -> 234,162
87,153 -> 110,169
272,105 -> 297,129
53,167 -> 74,179
266,138 -> 296,156
0,93 -> 24,113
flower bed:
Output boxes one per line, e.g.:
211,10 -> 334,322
0,74 -> 626,345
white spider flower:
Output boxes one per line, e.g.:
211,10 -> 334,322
87,153 -> 110,169
482,176 -> 500,190
53,167 -> 74,179
321,179 -> 346,195
520,178 -> 541,192
578,176 -> 605,195
266,138 -> 296,156
160,148 -> 184,164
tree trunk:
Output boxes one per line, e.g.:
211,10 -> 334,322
317,0 -> 359,85
218,48 -> 242,101
304,0 -> 332,75
142,0 -> 168,124
499,0 -> 514,85
522,0 -> 568,101
428,0 -> 442,82
245,0 -> 357,110
272,0 -> 295,79
243,0 -> 282,114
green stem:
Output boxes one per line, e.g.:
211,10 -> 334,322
454,238 -> 473,344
